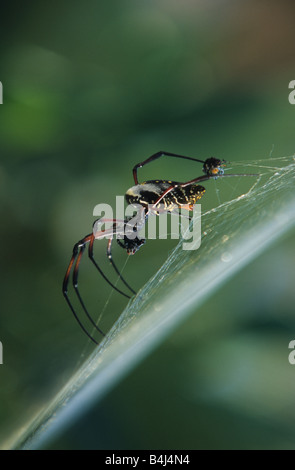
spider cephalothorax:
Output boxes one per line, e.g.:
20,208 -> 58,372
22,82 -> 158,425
117,234 -> 146,255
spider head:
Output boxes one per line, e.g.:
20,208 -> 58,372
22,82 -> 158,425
117,235 -> 146,255
203,158 -> 226,177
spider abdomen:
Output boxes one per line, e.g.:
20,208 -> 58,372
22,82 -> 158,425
125,180 -> 205,210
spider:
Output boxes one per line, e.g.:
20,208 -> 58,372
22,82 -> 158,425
63,151 -> 253,344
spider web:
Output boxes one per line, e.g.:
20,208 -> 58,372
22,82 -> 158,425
7,155 -> 295,450
112,155 -> 295,331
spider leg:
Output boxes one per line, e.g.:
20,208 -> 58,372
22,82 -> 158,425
88,233 -> 132,299
63,237 -> 99,345
175,172 -> 258,188
107,238 -> 136,296
63,227 -> 133,344
133,151 -> 206,184
72,242 -> 105,338
149,172 -> 258,213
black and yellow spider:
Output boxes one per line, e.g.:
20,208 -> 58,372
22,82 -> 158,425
63,151 -> 251,344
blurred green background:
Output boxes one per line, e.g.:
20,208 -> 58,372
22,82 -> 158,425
0,0 -> 295,449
